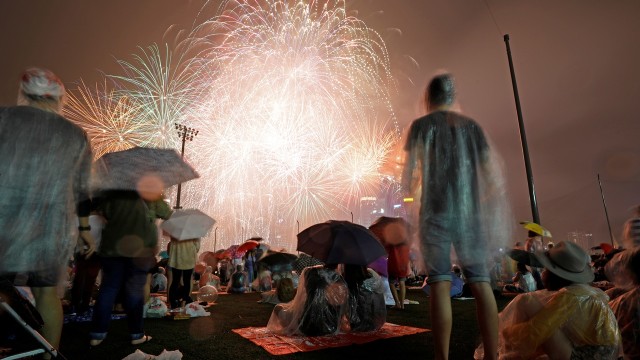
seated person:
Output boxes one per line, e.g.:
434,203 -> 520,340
478,241 -> 620,359
342,264 -> 386,332
228,265 -> 248,293
150,266 -> 168,293
503,262 -> 536,293
607,247 -> 640,359
199,266 -> 221,291
266,265 -> 348,336
259,277 -> 297,305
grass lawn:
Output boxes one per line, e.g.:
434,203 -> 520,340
55,289 -> 513,359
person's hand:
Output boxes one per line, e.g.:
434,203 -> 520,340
79,231 -> 96,258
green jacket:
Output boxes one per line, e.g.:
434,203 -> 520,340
98,191 -> 172,258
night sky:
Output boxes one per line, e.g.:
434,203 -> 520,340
1,0 -> 639,248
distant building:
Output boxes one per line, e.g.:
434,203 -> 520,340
567,231 -> 594,250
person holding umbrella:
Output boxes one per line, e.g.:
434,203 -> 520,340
89,192 -> 172,346
161,209 -> 215,308
402,73 -> 512,360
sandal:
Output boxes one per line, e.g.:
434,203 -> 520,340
131,335 -> 152,345
89,338 -> 104,346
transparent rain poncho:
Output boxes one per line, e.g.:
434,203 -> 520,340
266,265 -> 348,336
402,111 -> 513,275
476,284 -> 620,359
606,247 -> 640,359
0,106 -> 92,274
344,268 -> 386,332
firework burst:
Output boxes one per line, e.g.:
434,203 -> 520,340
68,0 -> 400,251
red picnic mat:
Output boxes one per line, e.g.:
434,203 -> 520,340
232,322 -> 430,355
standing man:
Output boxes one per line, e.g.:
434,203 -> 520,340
402,73 -> 511,360
0,67 -> 95,354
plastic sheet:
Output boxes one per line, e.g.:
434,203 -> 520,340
266,265 -> 348,336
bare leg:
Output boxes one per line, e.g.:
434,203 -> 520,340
469,282 -> 498,360
430,281 -> 452,360
389,278 -> 401,308
399,279 -> 406,309
31,286 -> 62,358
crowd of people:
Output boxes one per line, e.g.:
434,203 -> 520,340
1,67 -> 639,360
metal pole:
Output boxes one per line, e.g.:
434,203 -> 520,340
174,123 -> 198,210
174,131 -> 186,209
296,220 -> 300,234
350,211 -> 354,223
597,174 -> 615,246
504,34 -> 540,224
213,227 -> 218,251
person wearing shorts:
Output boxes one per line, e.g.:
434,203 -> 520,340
402,73 -> 511,360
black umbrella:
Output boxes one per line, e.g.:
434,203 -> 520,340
256,251 -> 298,267
297,220 -> 386,266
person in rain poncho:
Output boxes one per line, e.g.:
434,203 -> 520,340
606,246 -> 640,359
402,73 -> 512,360
622,205 -> 640,249
266,265 -> 348,336
481,241 -> 620,359
0,67 -> 95,353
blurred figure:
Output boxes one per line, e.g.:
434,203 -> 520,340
494,241 -> 620,359
622,205 -> 640,249
150,267 -> 167,293
606,247 -> 640,359
402,73 -> 511,360
502,262 -> 536,293
89,193 -> 171,346
199,266 -> 221,291
228,264 -> 249,294
70,206 -> 106,315
342,264 -> 386,332
259,277 -> 297,305
524,230 -> 545,290
0,67 -> 95,354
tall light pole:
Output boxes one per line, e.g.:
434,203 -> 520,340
174,123 -> 198,209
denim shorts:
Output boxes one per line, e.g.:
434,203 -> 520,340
420,214 -> 490,284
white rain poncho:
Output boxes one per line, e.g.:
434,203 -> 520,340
402,110 -> 513,276
0,106 -> 92,274
267,265 -> 348,336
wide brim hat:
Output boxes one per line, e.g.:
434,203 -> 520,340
533,241 -> 594,283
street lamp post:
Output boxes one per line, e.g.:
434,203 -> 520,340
174,123 -> 198,210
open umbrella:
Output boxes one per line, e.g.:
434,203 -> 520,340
237,240 -> 260,254
92,146 -> 199,192
161,209 -> 215,240
297,220 -> 386,266
368,216 -> 410,246
214,249 -> 228,260
257,251 -> 298,267
293,253 -> 324,275
520,221 -> 552,237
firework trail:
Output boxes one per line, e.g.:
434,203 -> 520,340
68,0 -> 400,251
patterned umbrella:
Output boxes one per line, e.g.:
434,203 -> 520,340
92,146 -> 199,192
293,253 -> 324,275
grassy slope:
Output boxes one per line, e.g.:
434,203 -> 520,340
58,289 -> 513,360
